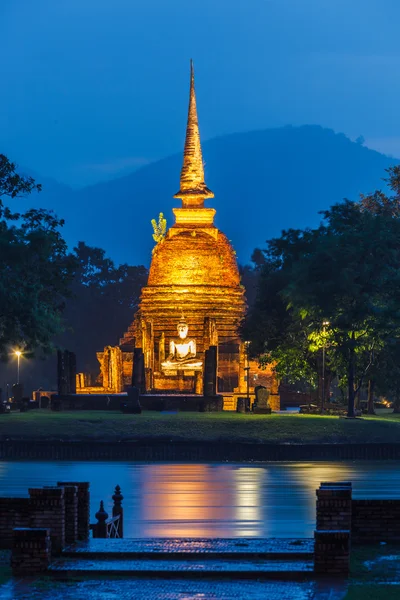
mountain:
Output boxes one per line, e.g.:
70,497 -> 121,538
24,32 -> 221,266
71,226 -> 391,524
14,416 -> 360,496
17,126 -> 399,267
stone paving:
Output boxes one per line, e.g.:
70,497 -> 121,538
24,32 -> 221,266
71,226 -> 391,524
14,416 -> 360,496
0,578 -> 348,600
63,537 -> 314,557
49,557 -> 314,577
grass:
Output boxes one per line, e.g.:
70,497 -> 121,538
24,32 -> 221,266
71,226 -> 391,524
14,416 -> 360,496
344,544 -> 400,599
0,409 -> 400,443
0,551 -> 11,584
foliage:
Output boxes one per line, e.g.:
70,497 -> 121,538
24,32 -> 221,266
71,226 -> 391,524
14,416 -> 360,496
59,242 -> 148,373
0,155 -> 75,358
244,166 -> 400,417
151,212 -> 167,246
0,154 -> 41,199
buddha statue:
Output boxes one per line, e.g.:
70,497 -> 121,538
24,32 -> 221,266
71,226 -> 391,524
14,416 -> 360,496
161,317 -> 202,370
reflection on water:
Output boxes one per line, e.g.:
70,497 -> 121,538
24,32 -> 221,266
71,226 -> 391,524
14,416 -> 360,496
0,461 -> 399,538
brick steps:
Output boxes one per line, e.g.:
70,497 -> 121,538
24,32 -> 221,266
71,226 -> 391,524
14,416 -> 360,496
62,537 -> 314,560
52,538 -> 314,579
49,557 -> 314,579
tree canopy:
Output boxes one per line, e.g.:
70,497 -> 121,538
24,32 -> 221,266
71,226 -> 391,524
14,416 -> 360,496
244,166 -> 400,417
59,242 -> 148,374
0,154 -> 75,359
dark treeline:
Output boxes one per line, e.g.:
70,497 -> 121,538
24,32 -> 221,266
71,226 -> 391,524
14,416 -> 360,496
243,166 -> 400,418
0,154 -> 147,392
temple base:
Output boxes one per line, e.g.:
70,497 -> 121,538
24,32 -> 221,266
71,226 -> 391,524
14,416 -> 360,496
139,394 -> 223,412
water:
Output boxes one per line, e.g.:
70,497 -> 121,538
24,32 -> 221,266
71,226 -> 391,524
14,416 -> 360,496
0,461 -> 399,538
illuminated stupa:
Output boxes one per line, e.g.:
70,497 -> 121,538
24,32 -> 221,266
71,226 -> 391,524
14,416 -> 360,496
119,61 -> 245,394
87,62 -> 280,408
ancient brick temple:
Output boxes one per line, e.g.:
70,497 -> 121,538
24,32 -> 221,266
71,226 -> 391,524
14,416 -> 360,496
79,62 -> 279,409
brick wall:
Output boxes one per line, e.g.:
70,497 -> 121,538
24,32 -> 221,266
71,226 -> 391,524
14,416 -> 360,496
58,481 -> 90,541
314,530 -> 350,575
314,482 -> 352,574
352,499 -> 400,543
29,487 -> 65,554
11,528 -> 51,574
0,498 -> 31,548
316,482 -> 352,531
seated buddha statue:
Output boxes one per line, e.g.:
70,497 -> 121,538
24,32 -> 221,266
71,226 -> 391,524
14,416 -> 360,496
161,317 -> 202,370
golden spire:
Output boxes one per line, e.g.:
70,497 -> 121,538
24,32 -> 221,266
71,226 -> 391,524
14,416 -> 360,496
174,60 -> 214,206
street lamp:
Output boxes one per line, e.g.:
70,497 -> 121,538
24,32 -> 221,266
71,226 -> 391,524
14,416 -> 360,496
321,322 -> 329,413
15,351 -> 22,385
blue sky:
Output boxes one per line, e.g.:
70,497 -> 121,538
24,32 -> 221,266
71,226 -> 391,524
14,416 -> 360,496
1,0 -> 399,186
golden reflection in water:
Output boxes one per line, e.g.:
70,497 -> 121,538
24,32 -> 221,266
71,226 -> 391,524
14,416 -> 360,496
233,467 -> 264,537
140,464 -> 236,537
289,462 -> 354,523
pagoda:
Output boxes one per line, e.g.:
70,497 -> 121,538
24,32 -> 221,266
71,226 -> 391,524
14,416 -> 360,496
82,62 -> 280,409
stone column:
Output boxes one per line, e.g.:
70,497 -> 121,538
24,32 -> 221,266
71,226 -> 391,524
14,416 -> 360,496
29,487 -> 65,554
57,350 -> 68,395
203,346 -> 217,397
237,342 -> 247,393
68,351 -> 77,393
12,528 -> 51,574
58,481 -> 90,541
132,348 -> 146,393
159,332 -> 165,368
203,317 -> 218,351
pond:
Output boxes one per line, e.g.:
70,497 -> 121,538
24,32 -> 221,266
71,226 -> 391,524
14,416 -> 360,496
0,461 -> 399,538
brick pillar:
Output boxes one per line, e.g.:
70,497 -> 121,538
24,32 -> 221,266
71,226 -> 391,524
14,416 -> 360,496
314,481 -> 352,575
316,482 -> 352,530
29,487 -> 65,554
12,528 -> 51,574
58,481 -> 90,541
314,530 -> 350,574
58,485 -> 78,544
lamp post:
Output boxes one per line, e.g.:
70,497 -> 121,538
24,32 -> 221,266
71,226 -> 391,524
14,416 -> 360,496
321,322 -> 329,413
15,351 -> 22,385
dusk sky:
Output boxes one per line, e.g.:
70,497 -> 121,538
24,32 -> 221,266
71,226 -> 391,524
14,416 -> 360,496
1,0 -> 399,186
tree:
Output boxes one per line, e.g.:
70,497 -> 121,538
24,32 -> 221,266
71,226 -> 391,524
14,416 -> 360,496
0,155 -> 75,358
242,246 -> 334,401
245,166 -> 400,418
0,154 -> 41,199
59,242 -> 148,374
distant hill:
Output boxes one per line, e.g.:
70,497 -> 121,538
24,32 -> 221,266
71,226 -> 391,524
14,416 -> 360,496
16,125 -> 398,267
